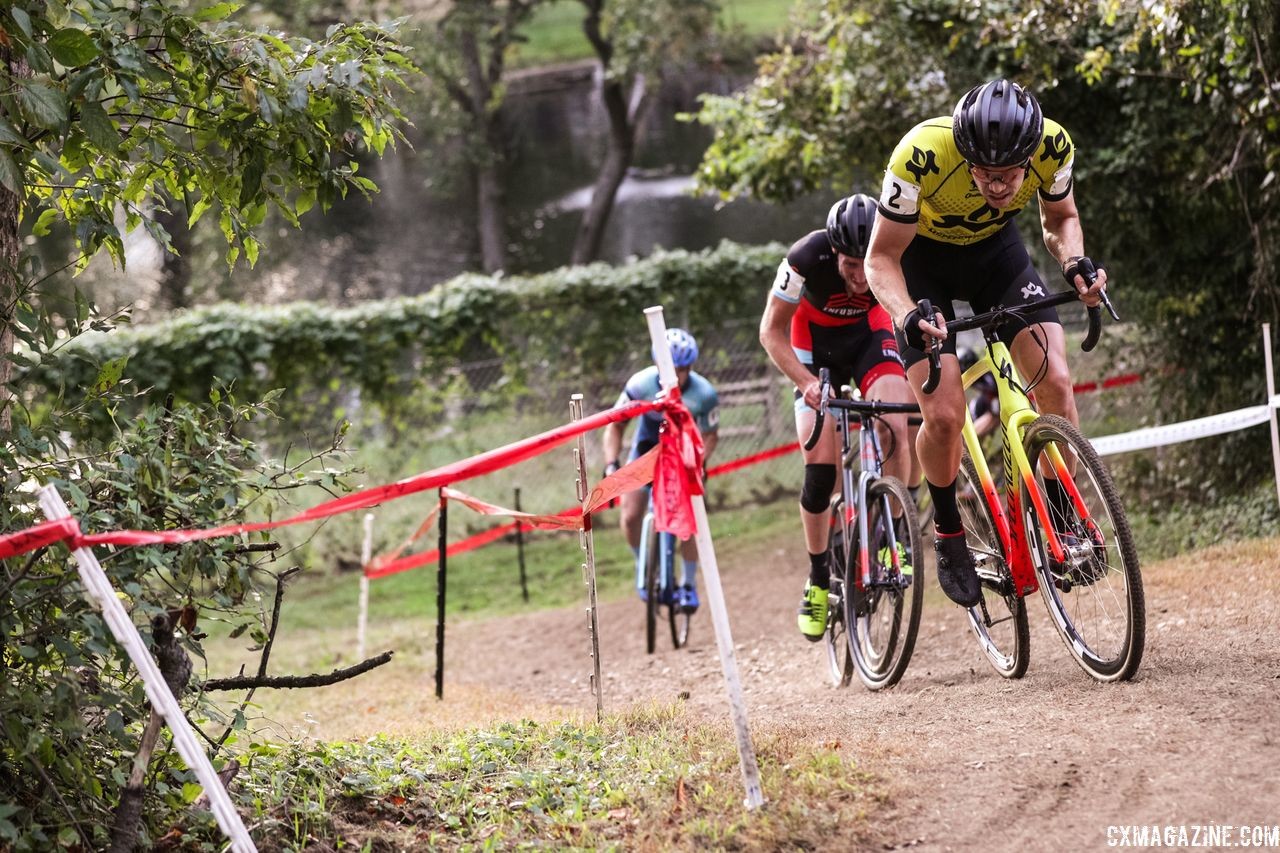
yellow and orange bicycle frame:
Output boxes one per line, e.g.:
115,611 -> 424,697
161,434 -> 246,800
959,341 -> 1093,598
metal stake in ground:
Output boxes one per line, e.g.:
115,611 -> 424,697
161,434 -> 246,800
515,487 -> 530,602
643,306 -> 765,809
571,393 -> 605,723
435,489 -> 448,700
1264,323 -> 1280,515
357,512 -> 373,661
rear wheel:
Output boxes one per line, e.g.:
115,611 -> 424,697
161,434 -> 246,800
823,498 -> 854,688
848,477 -> 922,690
644,522 -> 659,655
668,539 -> 690,649
1022,415 -> 1145,682
956,451 -> 1030,679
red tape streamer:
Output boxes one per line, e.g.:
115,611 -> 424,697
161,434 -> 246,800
0,518 -> 81,561
652,388 -> 704,541
74,398 -> 661,549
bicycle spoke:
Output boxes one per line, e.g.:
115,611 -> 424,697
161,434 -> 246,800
957,451 -> 1030,679
1024,415 -> 1145,681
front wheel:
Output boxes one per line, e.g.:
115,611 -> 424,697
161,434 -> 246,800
1022,415 -> 1145,682
668,539 -> 690,650
823,498 -> 854,688
848,477 -> 923,690
956,451 -> 1030,679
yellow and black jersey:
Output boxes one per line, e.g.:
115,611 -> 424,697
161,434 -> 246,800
878,116 -> 1075,246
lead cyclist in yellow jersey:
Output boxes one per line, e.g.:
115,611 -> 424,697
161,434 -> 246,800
865,78 -> 1108,609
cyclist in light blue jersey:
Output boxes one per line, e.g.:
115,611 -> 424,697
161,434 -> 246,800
602,328 -> 720,612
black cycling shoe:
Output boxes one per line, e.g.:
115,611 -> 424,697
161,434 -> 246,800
934,531 -> 982,607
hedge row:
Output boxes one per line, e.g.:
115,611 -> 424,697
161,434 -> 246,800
26,240 -> 787,428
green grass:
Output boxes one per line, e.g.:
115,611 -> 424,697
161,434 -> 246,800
244,498 -> 793,635
510,0 -> 804,68
182,705 -> 877,850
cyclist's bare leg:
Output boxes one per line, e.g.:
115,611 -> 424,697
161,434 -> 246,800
796,405 -> 839,555
906,355 -> 967,493
865,372 -> 916,487
1010,321 -> 1082,520
1010,322 -> 1079,428
619,488 -> 646,551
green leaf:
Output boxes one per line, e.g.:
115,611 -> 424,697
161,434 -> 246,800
181,782 -> 203,803
78,99 -> 118,151
31,208 -> 59,236
48,29 -> 100,67
9,8 -> 32,38
57,826 -> 78,847
18,81 -> 69,129
0,114 -> 27,147
92,356 -> 129,394
194,2 -> 242,22
0,148 -> 21,194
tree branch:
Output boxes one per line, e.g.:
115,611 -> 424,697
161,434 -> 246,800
202,650 -> 394,690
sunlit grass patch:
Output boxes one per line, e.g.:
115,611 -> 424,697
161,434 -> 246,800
184,704 -> 879,850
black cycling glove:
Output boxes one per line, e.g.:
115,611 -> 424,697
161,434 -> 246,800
1062,256 -> 1102,289
899,307 -> 929,351
603,460 -> 620,478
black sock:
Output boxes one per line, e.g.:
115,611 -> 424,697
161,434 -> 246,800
928,478 -> 962,534
1044,478 -> 1073,527
808,551 -> 830,590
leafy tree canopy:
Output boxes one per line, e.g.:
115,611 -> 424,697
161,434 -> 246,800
1,0 -> 415,271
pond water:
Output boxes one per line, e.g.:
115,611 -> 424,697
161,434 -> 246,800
281,64 -> 833,302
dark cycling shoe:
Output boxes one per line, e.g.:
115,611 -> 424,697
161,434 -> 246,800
679,584 -> 700,613
934,531 -> 982,607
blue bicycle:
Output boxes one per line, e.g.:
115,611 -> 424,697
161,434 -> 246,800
637,488 -> 691,653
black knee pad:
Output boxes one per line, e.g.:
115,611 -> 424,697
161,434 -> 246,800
800,463 -> 837,513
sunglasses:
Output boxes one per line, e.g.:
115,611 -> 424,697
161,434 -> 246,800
968,163 -> 1029,185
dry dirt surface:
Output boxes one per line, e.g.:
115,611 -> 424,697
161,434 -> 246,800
438,535 -> 1280,851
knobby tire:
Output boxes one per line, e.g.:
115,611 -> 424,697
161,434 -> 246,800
848,477 -> 923,690
1022,414 -> 1145,682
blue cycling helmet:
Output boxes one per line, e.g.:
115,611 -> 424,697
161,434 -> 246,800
657,328 -> 699,368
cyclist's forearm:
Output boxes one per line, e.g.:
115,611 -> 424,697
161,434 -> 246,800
1040,196 -> 1086,269
760,301 -> 812,390
866,255 -> 915,326
702,431 -> 718,462
602,423 -> 624,464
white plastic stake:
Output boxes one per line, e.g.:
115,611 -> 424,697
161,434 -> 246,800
37,486 -> 257,853
643,306 -> 765,809
357,513 -> 373,661
1264,324 -> 1280,515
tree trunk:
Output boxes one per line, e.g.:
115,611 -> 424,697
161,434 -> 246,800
154,202 -> 192,311
458,22 -> 508,273
571,75 -> 651,265
1,46 -> 27,433
474,157 -> 507,274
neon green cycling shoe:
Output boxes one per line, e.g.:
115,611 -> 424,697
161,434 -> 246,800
878,541 -> 913,578
797,581 -> 829,642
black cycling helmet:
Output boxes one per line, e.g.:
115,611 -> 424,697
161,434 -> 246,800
825,193 -> 877,258
957,346 -> 979,372
952,79 -> 1043,168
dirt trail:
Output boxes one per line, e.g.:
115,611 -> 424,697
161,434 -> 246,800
445,536 -> 1280,851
